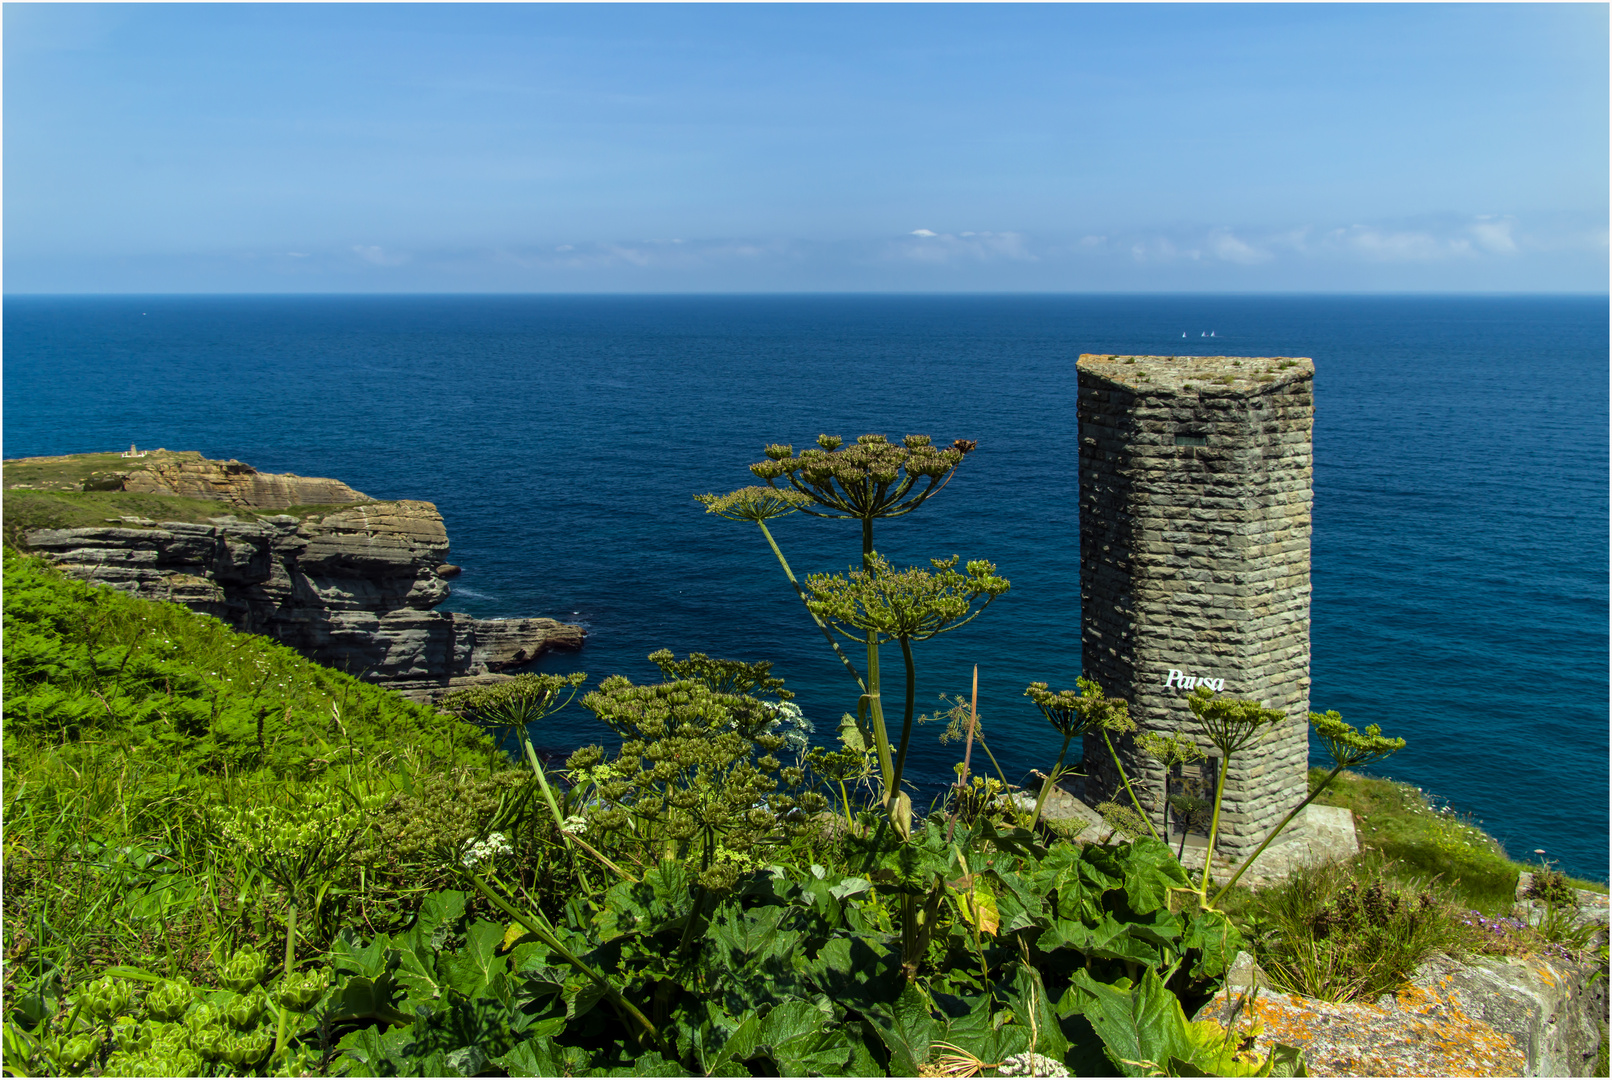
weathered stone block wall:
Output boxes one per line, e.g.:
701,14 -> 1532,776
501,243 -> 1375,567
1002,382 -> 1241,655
1078,354 -> 1314,860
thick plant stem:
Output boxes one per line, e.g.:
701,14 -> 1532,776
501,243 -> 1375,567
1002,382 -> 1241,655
756,520 -> 865,692
1030,731 -> 1075,827
678,885 -> 709,955
974,733 -> 1012,795
522,733 -> 567,830
523,734 -> 632,884
866,633 -> 894,797
884,636 -> 920,836
463,871 -> 669,1055
274,902 -> 297,1057
1100,728 -> 1164,843
1210,765 -> 1342,908
1198,753 -> 1232,900
889,636 -> 919,794
857,518 -> 897,802
899,892 -> 922,981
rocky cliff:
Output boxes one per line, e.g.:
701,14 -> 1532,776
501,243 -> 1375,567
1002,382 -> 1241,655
9,451 -> 583,700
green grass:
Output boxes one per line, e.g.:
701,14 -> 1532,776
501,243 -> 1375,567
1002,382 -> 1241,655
1214,769 -> 1612,1005
1237,853 -> 1479,1003
3,489 -> 247,541
1,451 -> 186,492
1308,767 -> 1605,914
2,451 -> 384,551
2,552 -> 515,1003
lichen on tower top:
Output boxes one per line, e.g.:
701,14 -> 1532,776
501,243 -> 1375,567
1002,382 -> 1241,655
1077,354 -> 1314,394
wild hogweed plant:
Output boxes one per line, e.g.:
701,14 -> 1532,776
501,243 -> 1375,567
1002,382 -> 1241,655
702,433 -> 979,826
1020,678 -> 1407,913
1023,679 -> 1137,833
806,553 -> 1009,832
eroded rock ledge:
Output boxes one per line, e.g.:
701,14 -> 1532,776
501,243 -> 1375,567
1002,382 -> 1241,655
14,452 -> 583,700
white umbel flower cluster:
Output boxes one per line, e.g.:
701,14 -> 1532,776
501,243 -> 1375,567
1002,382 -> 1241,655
459,832 -> 513,869
765,701 -> 814,755
996,1052 -> 1070,1077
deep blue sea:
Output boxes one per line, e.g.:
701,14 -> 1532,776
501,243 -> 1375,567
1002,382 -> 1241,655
5,294 -> 1607,881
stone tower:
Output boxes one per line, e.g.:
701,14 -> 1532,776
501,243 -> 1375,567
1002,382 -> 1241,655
1077,354 -> 1314,861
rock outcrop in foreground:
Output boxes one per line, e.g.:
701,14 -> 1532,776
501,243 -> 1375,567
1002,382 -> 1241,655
13,452 -> 583,700
1199,883 -> 1609,1078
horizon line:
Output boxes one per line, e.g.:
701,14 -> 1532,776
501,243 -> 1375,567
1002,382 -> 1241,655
5,289 -> 1608,299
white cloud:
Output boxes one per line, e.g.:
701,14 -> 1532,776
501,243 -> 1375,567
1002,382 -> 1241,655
1467,216 -> 1518,255
889,230 -> 1034,265
1330,226 -> 1457,261
352,244 -> 410,267
1207,229 -> 1273,265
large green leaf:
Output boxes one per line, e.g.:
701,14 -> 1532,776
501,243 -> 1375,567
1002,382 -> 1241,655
493,1036 -> 595,1077
982,869 -> 1044,936
864,982 -> 938,1077
801,935 -> 903,1017
335,1025 -> 414,1077
437,919 -> 510,1002
394,938 -> 445,1009
326,971 -> 409,1027
414,891 -> 470,949
1182,909 -> 1244,981
1008,964 -> 1069,1062
1076,845 -> 1126,896
925,991 -> 1035,1073
1069,968 -> 1196,1078
1037,915 -> 1161,967
706,904 -> 788,962
329,930 -> 400,981
1122,907 -> 1185,952
703,902 -> 808,1011
1030,846 -> 1102,925
597,862 -> 695,941
595,1049 -> 692,1076
712,1000 -> 855,1077
1118,838 -> 1192,914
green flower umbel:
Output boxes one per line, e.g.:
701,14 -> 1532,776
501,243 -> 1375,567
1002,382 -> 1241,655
807,553 -> 1008,823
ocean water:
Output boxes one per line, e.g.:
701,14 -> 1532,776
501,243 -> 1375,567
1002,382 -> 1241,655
5,294 -> 1607,880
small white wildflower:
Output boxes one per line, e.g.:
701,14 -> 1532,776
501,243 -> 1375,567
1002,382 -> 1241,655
764,701 -> 814,756
560,816 -> 588,836
459,832 -> 514,869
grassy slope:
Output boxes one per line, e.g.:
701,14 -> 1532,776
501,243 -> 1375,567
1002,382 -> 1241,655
2,451 -> 172,491
1,552 -> 506,996
1308,767 -> 1606,912
2,453 -> 377,550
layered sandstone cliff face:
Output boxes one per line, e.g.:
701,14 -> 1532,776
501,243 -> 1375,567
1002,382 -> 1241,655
16,453 -> 583,700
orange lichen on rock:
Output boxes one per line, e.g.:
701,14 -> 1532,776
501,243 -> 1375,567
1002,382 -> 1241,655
1198,977 -> 1527,1077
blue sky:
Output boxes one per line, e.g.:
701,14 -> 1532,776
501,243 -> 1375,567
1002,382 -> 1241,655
5,3 -> 1607,293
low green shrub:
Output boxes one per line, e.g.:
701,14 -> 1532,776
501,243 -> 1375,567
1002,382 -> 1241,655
1240,854 -> 1477,1002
